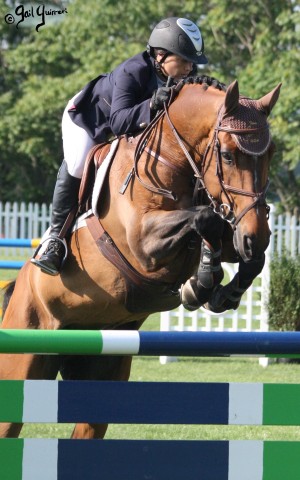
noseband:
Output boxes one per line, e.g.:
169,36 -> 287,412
133,89 -> 270,229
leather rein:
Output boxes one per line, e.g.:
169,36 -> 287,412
133,86 -> 270,229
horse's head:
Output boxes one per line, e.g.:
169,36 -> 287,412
201,80 -> 281,262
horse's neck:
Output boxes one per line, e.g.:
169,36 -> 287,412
154,88 -> 223,166
174,87 -> 223,142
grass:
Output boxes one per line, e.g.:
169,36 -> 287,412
1,260 -> 300,442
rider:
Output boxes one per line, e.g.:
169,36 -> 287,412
31,17 -> 208,276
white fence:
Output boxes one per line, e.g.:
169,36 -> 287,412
0,202 -> 51,239
0,202 -> 51,256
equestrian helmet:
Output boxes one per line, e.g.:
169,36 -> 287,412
148,17 -> 208,65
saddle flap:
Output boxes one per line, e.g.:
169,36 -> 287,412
91,139 -> 120,216
78,142 -> 112,208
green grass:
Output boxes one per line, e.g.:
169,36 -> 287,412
0,268 -> 18,283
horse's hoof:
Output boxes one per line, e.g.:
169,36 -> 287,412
180,277 -> 213,311
180,279 -> 200,311
204,280 -> 243,313
203,285 -> 226,313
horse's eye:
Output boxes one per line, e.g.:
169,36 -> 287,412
221,151 -> 233,164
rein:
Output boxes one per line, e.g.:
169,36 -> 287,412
132,86 -> 270,228
133,82 -> 184,201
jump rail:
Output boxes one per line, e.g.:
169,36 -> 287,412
0,238 -> 40,271
0,261 -> 25,269
0,329 -> 300,357
0,238 -> 40,248
1,330 -> 300,479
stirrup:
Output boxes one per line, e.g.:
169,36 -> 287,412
30,258 -> 60,276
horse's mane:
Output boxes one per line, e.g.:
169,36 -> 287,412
183,75 -> 227,92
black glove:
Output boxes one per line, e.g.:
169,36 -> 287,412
150,87 -> 171,111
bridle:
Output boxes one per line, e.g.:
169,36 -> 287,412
133,86 -> 270,229
196,109 -> 270,228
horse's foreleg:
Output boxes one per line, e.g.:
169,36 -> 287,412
180,239 -> 225,311
179,208 -> 227,311
131,206 -> 226,311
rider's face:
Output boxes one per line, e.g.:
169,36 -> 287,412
157,53 -> 193,80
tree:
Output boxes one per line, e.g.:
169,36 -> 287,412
204,0 -> 300,211
0,0 -> 299,208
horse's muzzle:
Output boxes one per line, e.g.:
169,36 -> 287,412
233,226 -> 270,262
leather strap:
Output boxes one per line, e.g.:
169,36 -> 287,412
58,205 -> 79,240
86,214 -> 105,241
85,214 -> 196,294
86,215 -> 172,289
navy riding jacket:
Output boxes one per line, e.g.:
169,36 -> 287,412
68,51 -> 161,143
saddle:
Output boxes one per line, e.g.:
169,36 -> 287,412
78,141 -> 113,212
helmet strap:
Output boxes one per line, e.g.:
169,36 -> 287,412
154,51 -> 171,80
156,51 -> 170,65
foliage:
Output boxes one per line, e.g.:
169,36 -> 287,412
0,0 -> 299,204
204,0 -> 300,211
268,254 -> 300,331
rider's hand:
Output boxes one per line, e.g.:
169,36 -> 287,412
150,87 -> 172,111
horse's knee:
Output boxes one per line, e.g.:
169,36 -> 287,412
194,207 -> 225,247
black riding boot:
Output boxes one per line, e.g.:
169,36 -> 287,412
31,161 -> 81,276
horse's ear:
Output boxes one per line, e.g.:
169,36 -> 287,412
258,83 -> 282,116
223,80 -> 240,117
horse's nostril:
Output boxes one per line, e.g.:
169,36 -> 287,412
245,236 -> 251,249
243,235 -> 255,257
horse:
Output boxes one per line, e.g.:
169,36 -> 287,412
0,76 -> 281,439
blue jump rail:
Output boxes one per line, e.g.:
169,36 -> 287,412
0,261 -> 25,269
0,238 -> 40,248
0,239 -> 40,269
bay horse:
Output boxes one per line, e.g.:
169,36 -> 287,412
0,77 -> 281,439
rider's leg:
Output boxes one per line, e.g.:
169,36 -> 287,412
31,94 -> 96,276
31,161 -> 81,275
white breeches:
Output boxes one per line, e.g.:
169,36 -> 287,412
62,92 -> 96,178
